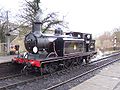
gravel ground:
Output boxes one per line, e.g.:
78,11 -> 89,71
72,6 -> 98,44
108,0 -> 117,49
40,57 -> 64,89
9,64 -> 103,90
0,74 -> 36,88
0,63 -> 23,78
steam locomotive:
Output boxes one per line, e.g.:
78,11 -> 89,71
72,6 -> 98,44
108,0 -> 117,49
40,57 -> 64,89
12,12 -> 97,73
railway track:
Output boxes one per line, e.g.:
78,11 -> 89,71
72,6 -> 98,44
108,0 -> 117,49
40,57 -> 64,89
0,52 -> 120,90
46,57 -> 120,90
89,51 -> 120,65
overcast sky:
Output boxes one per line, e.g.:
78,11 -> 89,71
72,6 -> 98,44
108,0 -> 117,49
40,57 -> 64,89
0,0 -> 120,37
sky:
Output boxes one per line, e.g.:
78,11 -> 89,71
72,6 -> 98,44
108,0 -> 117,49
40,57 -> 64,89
0,0 -> 120,37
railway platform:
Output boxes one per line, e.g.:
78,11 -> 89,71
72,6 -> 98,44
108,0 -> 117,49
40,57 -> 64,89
71,60 -> 120,90
0,55 -> 16,63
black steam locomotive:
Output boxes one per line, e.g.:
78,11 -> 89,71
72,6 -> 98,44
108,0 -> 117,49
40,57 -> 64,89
24,24 -> 95,57
12,12 -> 97,73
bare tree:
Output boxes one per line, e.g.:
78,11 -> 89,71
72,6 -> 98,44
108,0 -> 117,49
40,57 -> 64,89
96,31 -> 112,51
0,9 -> 8,43
20,0 -> 68,33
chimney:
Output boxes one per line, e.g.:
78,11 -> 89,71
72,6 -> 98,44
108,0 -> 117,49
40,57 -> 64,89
32,10 -> 42,37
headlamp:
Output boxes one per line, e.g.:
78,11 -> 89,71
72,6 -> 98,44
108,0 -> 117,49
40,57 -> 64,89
33,46 -> 38,53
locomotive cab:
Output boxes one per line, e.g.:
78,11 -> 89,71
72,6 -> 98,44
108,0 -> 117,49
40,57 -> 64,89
84,33 -> 92,52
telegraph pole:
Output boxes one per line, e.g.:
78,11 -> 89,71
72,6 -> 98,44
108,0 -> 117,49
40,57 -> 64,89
6,11 -> 10,55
